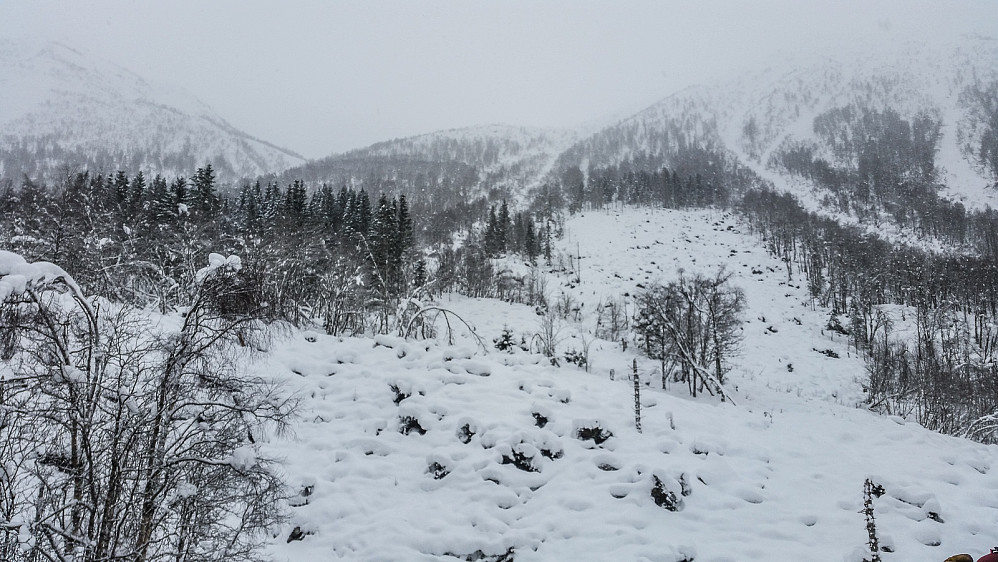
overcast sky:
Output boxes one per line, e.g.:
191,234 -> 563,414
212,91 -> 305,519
1,1 -> 995,159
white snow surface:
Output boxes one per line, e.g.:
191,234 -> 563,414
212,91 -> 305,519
258,207 -> 998,561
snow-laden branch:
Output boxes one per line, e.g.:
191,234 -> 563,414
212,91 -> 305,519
403,305 -> 488,352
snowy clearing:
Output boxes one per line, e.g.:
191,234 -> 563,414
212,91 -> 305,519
261,208 -> 998,561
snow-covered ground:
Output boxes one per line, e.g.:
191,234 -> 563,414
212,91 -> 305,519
260,207 -> 998,561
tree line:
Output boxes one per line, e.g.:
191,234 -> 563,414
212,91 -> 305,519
0,162 -> 570,560
544,130 -> 998,443
1,164 -> 566,334
739,187 -> 998,443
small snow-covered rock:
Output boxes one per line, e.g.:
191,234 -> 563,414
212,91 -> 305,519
461,359 -> 492,377
912,522 -> 942,546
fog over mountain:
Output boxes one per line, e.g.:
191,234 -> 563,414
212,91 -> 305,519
0,40 -> 304,184
4,0 -> 995,158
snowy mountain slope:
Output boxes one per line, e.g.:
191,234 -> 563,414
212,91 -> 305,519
552,37 -> 998,209
276,124 -> 577,202
284,37 -> 995,213
0,40 -> 305,182
722,39 -> 998,208
258,207 -> 998,561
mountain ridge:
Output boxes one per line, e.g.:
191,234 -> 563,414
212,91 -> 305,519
3,36 -> 997,216
0,39 -> 305,183
273,36 -> 997,217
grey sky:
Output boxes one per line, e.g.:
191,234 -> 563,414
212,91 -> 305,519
2,1 -> 995,159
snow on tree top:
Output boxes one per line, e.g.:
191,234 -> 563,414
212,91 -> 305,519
0,250 -> 80,301
194,253 -> 242,283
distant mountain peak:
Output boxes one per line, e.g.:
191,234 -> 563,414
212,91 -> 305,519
552,35 -> 998,209
0,39 -> 304,183
277,123 -> 578,205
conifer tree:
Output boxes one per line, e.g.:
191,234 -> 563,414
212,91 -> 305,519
88,172 -> 109,214
370,193 -> 398,287
485,205 -> 500,257
525,219 -> 539,263
128,171 -> 146,216
283,179 -> 308,226
397,193 -> 414,255
171,176 -> 188,212
261,181 -> 282,229
237,180 -> 262,232
498,199 -> 511,254
355,189 -> 372,236
544,220 -> 553,265
112,170 -> 130,212
148,174 -> 174,226
191,164 -> 218,218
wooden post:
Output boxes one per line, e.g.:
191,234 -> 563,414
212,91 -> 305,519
633,359 -> 642,434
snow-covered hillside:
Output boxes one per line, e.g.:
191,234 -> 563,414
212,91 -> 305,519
277,124 -> 577,202
273,36 -> 998,220
554,37 -> 998,209
0,40 -> 304,182
259,207 -> 998,561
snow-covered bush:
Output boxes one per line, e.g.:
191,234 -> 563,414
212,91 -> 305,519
0,251 -> 293,562
633,268 -> 744,400
493,327 -> 518,352
574,419 -> 613,446
563,347 -> 588,370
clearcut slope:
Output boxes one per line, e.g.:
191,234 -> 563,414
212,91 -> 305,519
260,207 -> 998,561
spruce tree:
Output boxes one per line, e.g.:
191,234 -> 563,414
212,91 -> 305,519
316,184 -> 338,231
128,171 -> 146,216
356,190 -> 372,236
191,164 -> 218,218
525,220 -> 538,263
88,173 -> 109,214
544,220 -> 553,265
498,199 -> 511,254
261,181 -> 281,228
171,176 -> 188,214
112,170 -> 129,212
237,181 -> 262,232
149,174 -> 174,226
283,180 -> 308,226
485,205 -> 500,257
397,193 -> 414,255
370,193 -> 398,289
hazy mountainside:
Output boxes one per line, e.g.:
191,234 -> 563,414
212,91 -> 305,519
274,124 -> 577,206
0,40 -> 304,184
2,36 -> 995,214
274,36 -> 998,219
553,83 -> 727,173
553,37 -> 998,209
